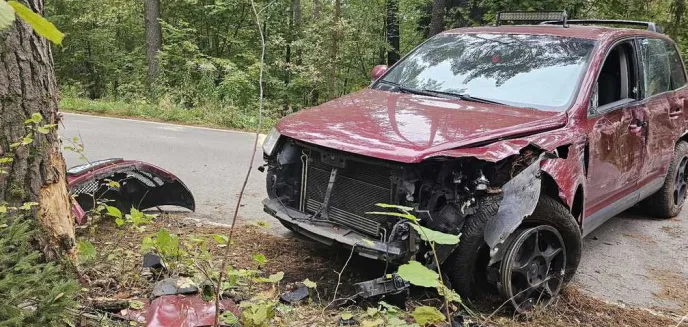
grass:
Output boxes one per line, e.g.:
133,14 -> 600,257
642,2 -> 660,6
59,96 -> 276,132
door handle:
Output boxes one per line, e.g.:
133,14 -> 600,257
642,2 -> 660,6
669,107 -> 683,117
629,121 -> 648,131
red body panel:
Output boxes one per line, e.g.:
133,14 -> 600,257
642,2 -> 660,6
122,295 -> 239,327
277,89 -> 563,163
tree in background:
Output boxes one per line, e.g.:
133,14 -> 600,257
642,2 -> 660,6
145,0 -> 163,96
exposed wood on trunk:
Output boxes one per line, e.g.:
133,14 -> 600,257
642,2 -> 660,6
386,0 -> 400,65
144,0 -> 163,91
0,0 -> 75,260
429,0 -> 446,36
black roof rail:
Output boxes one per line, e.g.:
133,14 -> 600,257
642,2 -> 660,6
497,11 -> 568,26
541,19 -> 663,33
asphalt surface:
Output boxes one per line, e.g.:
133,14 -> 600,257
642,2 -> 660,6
61,112 -> 687,312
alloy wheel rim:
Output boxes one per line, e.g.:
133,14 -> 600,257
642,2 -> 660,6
674,156 -> 688,207
500,225 -> 567,313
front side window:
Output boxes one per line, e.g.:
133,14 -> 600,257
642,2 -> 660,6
375,33 -> 596,112
639,38 -> 671,97
663,40 -> 687,90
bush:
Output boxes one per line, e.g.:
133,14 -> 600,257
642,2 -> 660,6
0,213 -> 78,327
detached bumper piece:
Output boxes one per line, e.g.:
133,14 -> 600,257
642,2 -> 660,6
67,158 -> 195,224
263,198 -> 411,262
354,273 -> 410,299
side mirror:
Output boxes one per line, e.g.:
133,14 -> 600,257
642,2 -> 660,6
589,82 -> 599,115
371,65 -> 388,81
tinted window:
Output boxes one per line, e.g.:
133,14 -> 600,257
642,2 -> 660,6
639,38 -> 671,96
664,40 -> 687,89
376,33 -> 596,112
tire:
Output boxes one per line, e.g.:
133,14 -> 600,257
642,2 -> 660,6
446,194 -> 582,300
640,141 -> 688,218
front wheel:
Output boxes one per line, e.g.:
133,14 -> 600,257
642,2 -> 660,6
641,141 -> 688,218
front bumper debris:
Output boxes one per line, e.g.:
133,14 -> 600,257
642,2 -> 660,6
263,198 -> 411,261
354,273 -> 410,298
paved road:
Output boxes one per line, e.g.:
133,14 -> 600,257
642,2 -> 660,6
61,112 -> 687,312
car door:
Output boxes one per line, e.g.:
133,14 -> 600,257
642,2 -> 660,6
585,40 -> 646,229
635,37 -> 682,197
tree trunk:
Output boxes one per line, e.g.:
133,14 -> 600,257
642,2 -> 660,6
429,0 -> 446,36
144,0 -> 162,91
329,0 -> 342,98
386,0 -> 400,65
0,0 -> 75,259
313,0 -> 320,19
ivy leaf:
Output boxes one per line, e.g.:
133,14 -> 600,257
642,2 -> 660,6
219,311 -> 239,325
21,135 -> 33,145
303,278 -> 317,288
19,202 -> 38,210
379,301 -> 400,313
77,240 -> 97,263
412,306 -> 445,325
361,318 -> 384,327
366,307 -> 379,317
437,284 -> 462,303
397,261 -> 439,288
105,205 -> 122,219
114,217 -> 125,227
374,203 -> 414,212
340,312 -> 353,320
106,180 -> 120,188
0,0 -> 16,31
0,205 -> 6,214
8,1 -> 64,45
212,234 -> 228,244
268,271 -> 284,283
408,224 -> 460,245
252,253 -> 267,266
156,228 -> 173,249
128,300 -> 145,310
0,157 -> 13,164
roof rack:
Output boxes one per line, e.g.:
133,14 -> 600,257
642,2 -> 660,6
497,11 -> 568,26
540,19 -> 663,33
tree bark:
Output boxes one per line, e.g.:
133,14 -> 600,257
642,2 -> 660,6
0,0 -> 75,259
429,0 -> 446,37
144,0 -> 162,91
329,0 -> 342,97
386,0 -> 400,65
313,0 -> 320,19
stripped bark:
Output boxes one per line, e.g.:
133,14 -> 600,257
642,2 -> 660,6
0,0 -> 75,259
429,0 -> 446,37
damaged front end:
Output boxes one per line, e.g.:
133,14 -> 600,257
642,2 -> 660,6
262,137 -> 557,266
68,158 -> 195,224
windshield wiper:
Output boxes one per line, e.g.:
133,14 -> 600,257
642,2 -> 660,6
422,89 -> 506,106
378,80 -> 439,97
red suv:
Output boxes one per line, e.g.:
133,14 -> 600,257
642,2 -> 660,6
262,17 -> 688,311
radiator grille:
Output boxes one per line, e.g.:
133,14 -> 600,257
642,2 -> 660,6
304,154 -> 392,236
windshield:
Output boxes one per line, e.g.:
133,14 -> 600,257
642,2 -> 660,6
375,33 -> 596,111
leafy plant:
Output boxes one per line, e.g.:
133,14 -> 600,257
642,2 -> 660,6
368,204 -> 462,324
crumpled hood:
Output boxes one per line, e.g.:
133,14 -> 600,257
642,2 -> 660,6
277,89 -> 567,163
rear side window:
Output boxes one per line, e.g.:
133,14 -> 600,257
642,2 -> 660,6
664,40 -> 687,89
639,38 -> 671,97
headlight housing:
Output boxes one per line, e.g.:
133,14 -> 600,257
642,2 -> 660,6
262,127 -> 281,156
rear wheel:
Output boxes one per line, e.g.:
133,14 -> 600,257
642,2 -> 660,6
641,141 -> 688,218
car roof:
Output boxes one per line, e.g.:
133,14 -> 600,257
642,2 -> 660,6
442,24 -> 673,43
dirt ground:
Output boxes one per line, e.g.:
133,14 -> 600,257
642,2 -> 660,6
77,214 -> 686,326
